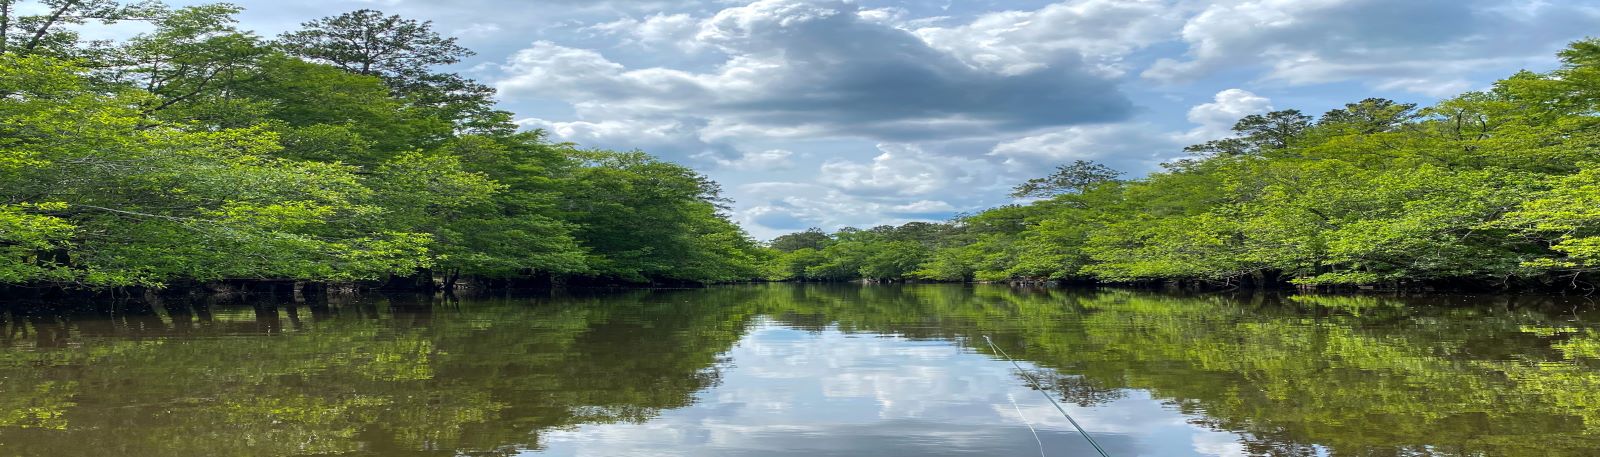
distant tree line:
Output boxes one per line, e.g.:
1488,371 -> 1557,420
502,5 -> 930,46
0,1 -> 765,291
762,40 -> 1600,290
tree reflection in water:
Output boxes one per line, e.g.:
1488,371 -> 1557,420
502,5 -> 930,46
0,284 -> 1594,456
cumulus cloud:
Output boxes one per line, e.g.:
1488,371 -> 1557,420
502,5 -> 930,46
698,149 -> 797,171
1144,0 -> 1600,95
451,22 -> 502,38
990,88 -> 1274,173
496,0 -> 1134,143
886,200 -> 958,218
744,88 -> 1274,236
516,117 -> 732,157
735,181 -> 965,236
989,123 -> 1180,173
818,144 -> 997,196
585,13 -> 703,51
914,0 -> 1187,77
729,143 -> 1005,236
1182,88 -> 1273,140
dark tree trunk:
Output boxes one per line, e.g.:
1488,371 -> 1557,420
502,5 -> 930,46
381,268 -> 436,291
299,282 -> 328,301
442,269 -> 461,292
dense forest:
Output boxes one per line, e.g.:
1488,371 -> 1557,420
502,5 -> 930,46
0,2 -> 766,290
764,40 -> 1600,290
5,1 -> 1600,292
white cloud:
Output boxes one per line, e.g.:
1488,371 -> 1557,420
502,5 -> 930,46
856,7 -> 909,25
1143,0 -> 1600,94
729,143 -> 1004,236
990,88 -> 1275,173
736,181 -> 965,236
888,200 -> 957,214
517,117 -> 718,153
818,144 -> 996,196
698,149 -> 796,171
497,0 -> 1133,144
990,123 -> 1177,172
1183,88 -> 1273,140
451,22 -> 502,38
585,13 -> 703,51
914,0 -> 1188,77
492,41 -> 707,103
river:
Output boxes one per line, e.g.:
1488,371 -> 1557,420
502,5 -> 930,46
0,284 -> 1595,456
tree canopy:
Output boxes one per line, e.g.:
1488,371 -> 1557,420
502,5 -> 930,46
761,39 -> 1600,290
0,1 -> 763,289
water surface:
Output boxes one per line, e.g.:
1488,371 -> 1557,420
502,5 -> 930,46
0,284 -> 1596,456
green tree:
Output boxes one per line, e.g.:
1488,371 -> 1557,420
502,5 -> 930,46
0,0 -> 164,58
769,228 -> 831,252
562,151 -> 760,283
0,54 -> 431,285
277,9 -> 503,129
1009,160 -> 1122,198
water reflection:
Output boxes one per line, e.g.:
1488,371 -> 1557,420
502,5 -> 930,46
531,323 -> 1195,456
0,284 -> 1595,456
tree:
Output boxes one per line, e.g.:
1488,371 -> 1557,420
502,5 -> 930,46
437,132 -> 588,283
770,228 -> 831,252
276,9 -> 502,129
1185,109 -> 1313,157
0,0 -> 164,58
0,3 -> 773,290
99,4 -> 270,118
1010,160 -> 1123,198
561,151 -> 759,283
277,9 -> 469,86
0,54 -> 431,285
1498,163 -> 1600,274
237,54 -> 448,162
1318,98 -> 1419,134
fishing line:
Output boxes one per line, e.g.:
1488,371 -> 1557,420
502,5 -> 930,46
984,335 -> 1112,457
1007,392 -> 1048,457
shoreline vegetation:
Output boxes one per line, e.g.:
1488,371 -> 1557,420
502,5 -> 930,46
1,3 -> 766,294
1,2 -> 1598,296
761,42 -> 1600,294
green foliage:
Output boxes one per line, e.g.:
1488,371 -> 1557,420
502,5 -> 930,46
278,9 -> 471,90
276,8 -> 505,131
560,151 -> 762,283
0,54 -> 432,285
0,0 -> 165,59
1499,163 -> 1600,272
0,3 -> 763,289
769,228 -> 831,252
764,39 -> 1600,288
1009,160 -> 1122,198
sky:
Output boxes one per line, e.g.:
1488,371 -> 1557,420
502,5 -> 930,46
134,0 -> 1600,239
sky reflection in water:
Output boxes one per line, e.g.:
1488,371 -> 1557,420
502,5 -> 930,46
531,322 -> 1249,457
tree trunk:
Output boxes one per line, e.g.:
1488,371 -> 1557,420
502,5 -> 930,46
442,268 -> 460,292
1,0 -> 13,55
382,268 -> 436,291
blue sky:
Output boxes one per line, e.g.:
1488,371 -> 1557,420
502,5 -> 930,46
144,0 -> 1600,238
